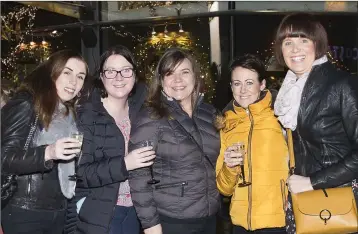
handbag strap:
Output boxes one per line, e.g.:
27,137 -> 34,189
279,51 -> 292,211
23,114 -> 39,151
1,113 -> 39,177
286,128 -> 295,175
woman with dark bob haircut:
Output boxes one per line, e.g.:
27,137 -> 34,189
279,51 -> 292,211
2,49 -> 88,233
216,54 -> 288,234
64,45 -> 154,234
128,48 -> 221,234
273,13 -> 358,233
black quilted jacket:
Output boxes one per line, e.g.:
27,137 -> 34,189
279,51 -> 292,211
128,93 -> 221,229
64,83 -> 147,234
292,62 -> 358,189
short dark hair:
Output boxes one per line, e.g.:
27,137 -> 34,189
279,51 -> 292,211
146,47 -> 202,118
229,54 -> 266,82
274,13 -> 329,66
94,45 -> 138,98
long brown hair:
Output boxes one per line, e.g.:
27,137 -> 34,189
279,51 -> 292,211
18,49 -> 88,129
146,48 -> 203,118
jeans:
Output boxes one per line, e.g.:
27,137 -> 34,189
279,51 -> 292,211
109,206 -> 140,234
1,205 -> 65,234
233,225 -> 287,234
161,215 -> 217,234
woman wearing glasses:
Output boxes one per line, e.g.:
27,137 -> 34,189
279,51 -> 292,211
64,45 -> 155,234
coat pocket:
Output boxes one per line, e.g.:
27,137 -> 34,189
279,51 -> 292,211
155,181 -> 188,197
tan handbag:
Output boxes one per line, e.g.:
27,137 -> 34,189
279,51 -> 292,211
286,129 -> 358,234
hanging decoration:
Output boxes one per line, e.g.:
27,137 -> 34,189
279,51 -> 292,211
101,25 -> 145,41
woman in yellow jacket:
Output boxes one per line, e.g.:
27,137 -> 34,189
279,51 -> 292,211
216,54 -> 288,234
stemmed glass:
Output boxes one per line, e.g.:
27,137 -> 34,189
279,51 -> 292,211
141,140 -> 160,185
68,130 -> 84,181
232,142 -> 251,187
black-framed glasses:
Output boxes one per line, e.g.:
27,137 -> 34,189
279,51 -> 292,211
102,68 -> 134,79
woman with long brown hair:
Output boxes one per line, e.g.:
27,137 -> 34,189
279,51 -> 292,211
128,48 -> 221,234
1,49 -> 88,234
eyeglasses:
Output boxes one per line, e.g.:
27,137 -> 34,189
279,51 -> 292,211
102,68 -> 134,79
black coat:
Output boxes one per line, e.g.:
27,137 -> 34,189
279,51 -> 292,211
128,93 -> 221,229
292,62 -> 358,189
64,83 -> 147,234
1,91 -> 64,210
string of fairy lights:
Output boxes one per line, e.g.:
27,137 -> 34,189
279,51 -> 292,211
1,5 -> 38,83
1,3 -> 353,89
1,6 -> 68,84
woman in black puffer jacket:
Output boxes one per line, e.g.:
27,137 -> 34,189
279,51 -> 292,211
64,45 -> 154,234
128,48 -> 221,234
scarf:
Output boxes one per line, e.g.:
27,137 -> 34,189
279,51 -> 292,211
33,102 -> 77,199
274,55 -> 328,130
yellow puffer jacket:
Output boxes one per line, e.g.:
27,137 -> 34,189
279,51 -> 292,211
216,90 -> 288,231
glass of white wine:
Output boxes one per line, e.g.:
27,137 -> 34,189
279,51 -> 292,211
232,142 -> 251,187
69,130 -> 84,181
141,140 -> 160,185
71,131 -> 84,152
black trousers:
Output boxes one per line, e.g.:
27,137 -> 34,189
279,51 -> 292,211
233,225 -> 287,234
2,205 -> 65,234
160,214 -> 217,234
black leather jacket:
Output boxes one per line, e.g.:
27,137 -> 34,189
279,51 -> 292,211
293,62 -> 358,189
1,91 -> 65,210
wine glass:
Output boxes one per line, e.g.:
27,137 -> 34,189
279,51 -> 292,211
141,140 -> 160,185
68,130 -> 84,181
232,142 -> 251,187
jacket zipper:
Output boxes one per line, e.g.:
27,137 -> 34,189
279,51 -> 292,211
102,149 -> 117,234
246,108 -> 254,230
155,181 -> 188,197
26,175 -> 31,196
191,119 -> 210,215
106,198 -> 116,233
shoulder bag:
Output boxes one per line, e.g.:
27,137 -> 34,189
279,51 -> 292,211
286,129 -> 357,234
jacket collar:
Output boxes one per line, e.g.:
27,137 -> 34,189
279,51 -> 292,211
298,61 -> 334,124
233,90 -> 272,115
161,91 -> 204,116
222,90 -> 273,133
223,89 -> 271,114
79,82 -> 147,121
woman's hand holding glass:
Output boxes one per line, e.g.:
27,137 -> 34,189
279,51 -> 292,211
125,146 -> 156,171
45,137 -> 82,161
224,145 -> 244,168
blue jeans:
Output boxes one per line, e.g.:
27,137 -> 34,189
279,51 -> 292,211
109,206 -> 140,234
